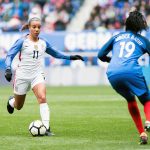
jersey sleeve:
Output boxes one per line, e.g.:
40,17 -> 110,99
5,38 -> 24,69
45,41 -> 70,60
97,36 -> 114,61
143,37 -> 150,55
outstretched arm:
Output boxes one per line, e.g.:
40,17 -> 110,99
45,41 -> 84,61
98,36 -> 114,62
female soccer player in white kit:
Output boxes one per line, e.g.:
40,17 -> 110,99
5,17 -> 84,136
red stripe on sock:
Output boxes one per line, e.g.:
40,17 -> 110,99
128,100 -> 144,134
144,101 -> 150,121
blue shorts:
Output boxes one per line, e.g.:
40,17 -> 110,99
108,74 -> 150,103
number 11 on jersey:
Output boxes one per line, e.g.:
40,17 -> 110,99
33,50 -> 39,59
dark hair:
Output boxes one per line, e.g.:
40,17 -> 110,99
20,17 -> 41,31
20,23 -> 29,31
125,11 -> 148,33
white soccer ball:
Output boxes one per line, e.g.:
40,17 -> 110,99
29,120 -> 46,136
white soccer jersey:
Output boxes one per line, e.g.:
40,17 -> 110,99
5,35 -> 70,80
16,38 -> 46,79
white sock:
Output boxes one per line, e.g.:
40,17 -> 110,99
40,103 -> 50,130
9,97 -> 15,108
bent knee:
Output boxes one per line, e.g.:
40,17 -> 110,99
38,95 -> 46,103
138,92 -> 150,105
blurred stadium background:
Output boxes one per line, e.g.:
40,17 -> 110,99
0,0 -> 150,86
0,1 -> 150,149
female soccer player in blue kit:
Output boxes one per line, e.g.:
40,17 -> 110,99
98,11 -> 150,144
5,17 -> 84,136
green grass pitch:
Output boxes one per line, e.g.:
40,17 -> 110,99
0,86 -> 149,150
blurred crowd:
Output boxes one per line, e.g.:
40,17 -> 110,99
0,0 -> 84,32
84,0 -> 150,31
1,0 -> 150,32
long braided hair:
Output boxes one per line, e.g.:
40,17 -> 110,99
125,10 -> 148,33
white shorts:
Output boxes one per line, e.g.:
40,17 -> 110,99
13,72 -> 45,95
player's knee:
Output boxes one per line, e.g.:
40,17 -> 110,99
138,92 -> 150,105
38,95 -> 46,103
125,95 -> 135,102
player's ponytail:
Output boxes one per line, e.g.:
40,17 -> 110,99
20,23 -> 29,31
125,10 -> 148,33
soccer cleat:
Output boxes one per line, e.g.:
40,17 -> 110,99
45,128 -> 55,136
7,96 -> 14,114
144,121 -> 150,132
139,132 -> 148,145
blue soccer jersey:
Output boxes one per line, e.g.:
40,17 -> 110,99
98,31 -> 150,78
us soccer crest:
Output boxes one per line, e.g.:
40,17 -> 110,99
34,45 -> 38,51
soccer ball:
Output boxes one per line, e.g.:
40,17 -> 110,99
29,120 -> 46,136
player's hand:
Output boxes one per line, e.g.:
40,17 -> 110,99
5,68 -> 12,82
98,56 -> 111,63
70,55 -> 84,61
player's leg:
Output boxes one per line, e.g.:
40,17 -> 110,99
7,94 -> 26,113
127,75 -> 150,144
108,75 -> 147,144
32,83 -> 54,136
14,94 -> 26,110
129,75 -> 150,132
127,98 -> 148,144
7,78 -> 30,114
138,91 -> 150,132
31,73 -> 54,136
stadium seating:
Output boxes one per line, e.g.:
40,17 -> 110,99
84,0 -> 150,31
0,0 -> 84,32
